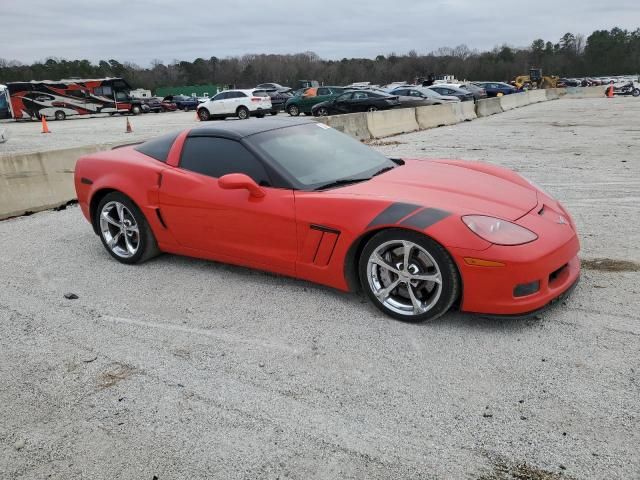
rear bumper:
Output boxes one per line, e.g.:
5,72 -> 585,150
452,233 -> 581,315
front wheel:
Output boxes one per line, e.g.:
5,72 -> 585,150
287,104 -> 300,116
359,229 -> 460,322
54,110 -> 66,121
131,105 -> 141,115
633,89 -> 640,97
95,192 -> 160,265
198,108 -> 211,121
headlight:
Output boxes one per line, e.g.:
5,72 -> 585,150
462,215 -> 538,245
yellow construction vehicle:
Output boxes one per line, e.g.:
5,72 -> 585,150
514,68 -> 559,89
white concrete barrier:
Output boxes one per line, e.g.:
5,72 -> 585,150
527,90 -> 548,103
366,108 -> 419,138
546,89 -> 561,100
563,86 -> 607,98
0,144 -> 113,219
475,97 -> 503,117
452,101 -> 477,121
415,104 -> 457,129
499,92 -> 531,111
321,112 -> 371,141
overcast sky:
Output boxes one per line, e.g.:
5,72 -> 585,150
2,0 -> 639,65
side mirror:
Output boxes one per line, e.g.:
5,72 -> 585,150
218,173 -> 265,198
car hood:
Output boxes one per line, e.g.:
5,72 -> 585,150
334,159 -> 538,221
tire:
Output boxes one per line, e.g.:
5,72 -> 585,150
633,89 -> 640,97
131,105 -> 141,115
270,111 -> 278,116
198,108 -> 211,121
315,107 -> 329,117
183,106 -> 189,112
367,106 -> 378,112
256,112 -> 265,118
95,192 -> 160,265
303,112 -> 312,116
358,229 -> 460,322
287,104 -> 300,116
54,110 -> 66,121
237,106 -> 249,120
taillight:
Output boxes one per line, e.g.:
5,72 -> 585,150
251,97 -> 263,102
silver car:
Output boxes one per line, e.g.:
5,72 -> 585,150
390,86 -> 460,104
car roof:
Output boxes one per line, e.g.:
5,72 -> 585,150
188,117 -> 317,140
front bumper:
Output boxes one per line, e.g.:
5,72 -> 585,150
451,231 -> 581,315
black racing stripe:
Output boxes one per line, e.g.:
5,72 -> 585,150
367,202 -> 421,228
399,208 -> 450,229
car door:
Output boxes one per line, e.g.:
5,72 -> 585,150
332,92 -> 353,113
348,91 -> 370,112
158,135 -> 298,275
299,87 -> 318,111
208,91 -> 227,115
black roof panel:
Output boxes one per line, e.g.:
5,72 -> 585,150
188,117 -> 316,140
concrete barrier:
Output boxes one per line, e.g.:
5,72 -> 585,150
527,90 -> 548,103
320,112 -> 371,141
0,144 -> 112,219
499,92 -> 531,111
415,104 -> 457,129
546,89 -> 561,100
366,108 -> 419,138
563,86 -> 607,98
452,101 -> 477,121
475,97 -> 503,117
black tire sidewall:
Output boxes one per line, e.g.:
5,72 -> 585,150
198,108 -> 210,121
358,229 -> 460,322
95,192 -> 157,264
237,107 -> 249,119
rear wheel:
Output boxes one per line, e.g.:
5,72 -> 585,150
359,229 -> 459,322
315,107 -> 329,117
54,110 -> 66,121
131,105 -> 141,115
270,111 -> 278,116
237,106 -> 249,120
633,89 -> 640,97
367,106 -> 378,112
95,192 -> 160,265
198,108 -> 211,121
287,104 -> 300,116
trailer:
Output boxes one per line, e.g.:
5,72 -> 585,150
5,77 -> 146,120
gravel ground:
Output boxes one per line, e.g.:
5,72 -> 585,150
1,98 -> 639,479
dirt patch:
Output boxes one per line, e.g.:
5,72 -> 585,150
478,459 -> 573,480
98,363 -> 137,388
582,258 -> 640,272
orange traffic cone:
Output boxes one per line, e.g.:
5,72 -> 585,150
125,117 -> 133,133
606,85 -> 614,98
41,114 -> 51,134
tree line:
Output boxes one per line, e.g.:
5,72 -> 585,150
1,27 -> 638,91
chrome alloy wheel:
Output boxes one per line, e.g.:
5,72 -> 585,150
366,240 -> 442,316
99,201 -> 140,258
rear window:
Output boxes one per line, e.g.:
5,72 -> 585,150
252,90 -> 269,97
134,131 -> 180,162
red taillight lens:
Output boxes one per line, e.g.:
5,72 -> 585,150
462,215 -> 538,245
251,97 -> 263,102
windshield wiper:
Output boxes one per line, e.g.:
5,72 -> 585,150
313,177 -> 371,191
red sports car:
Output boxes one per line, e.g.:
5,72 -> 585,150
74,118 -> 580,322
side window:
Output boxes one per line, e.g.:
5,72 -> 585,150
180,137 -> 271,186
394,89 -> 407,96
335,92 -> 352,101
134,131 -> 181,162
212,92 -> 226,101
353,92 -> 368,99
409,90 -> 422,97
234,92 -> 247,98
317,87 -> 330,96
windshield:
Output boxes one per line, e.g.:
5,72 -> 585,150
247,123 -> 396,190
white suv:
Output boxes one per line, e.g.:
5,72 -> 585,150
197,89 -> 272,121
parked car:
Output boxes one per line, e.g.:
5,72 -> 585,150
160,98 -> 178,112
427,85 -> 475,102
75,118 -> 580,322
142,97 -> 164,113
389,87 -> 459,105
197,89 -> 272,121
458,83 -> 487,100
265,89 -> 293,115
473,82 -> 517,97
256,83 -> 289,92
163,95 -> 200,111
285,86 -> 346,116
311,90 -> 400,116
